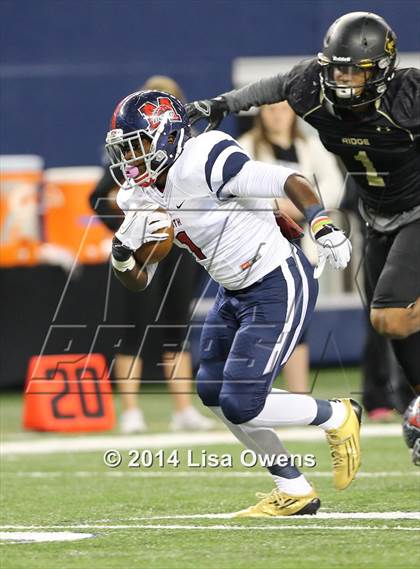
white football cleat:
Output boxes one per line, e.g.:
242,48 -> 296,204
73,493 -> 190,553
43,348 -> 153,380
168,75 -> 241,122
120,408 -> 147,434
170,406 -> 216,431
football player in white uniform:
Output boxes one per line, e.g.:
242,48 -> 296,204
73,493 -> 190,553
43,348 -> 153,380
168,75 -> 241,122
106,90 -> 361,517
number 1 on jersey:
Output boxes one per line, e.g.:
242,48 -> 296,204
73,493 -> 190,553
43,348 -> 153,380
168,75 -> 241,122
354,150 -> 385,187
176,231 -> 206,260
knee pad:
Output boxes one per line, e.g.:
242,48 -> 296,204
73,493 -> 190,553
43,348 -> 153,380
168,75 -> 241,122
219,392 -> 264,425
196,365 -> 222,407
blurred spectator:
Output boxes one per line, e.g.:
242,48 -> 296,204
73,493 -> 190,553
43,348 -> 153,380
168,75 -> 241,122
238,102 -> 343,393
90,75 -> 214,433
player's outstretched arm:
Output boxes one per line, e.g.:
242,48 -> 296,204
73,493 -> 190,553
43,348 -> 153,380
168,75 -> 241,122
186,75 -> 286,130
221,161 -> 351,270
283,173 -> 320,214
222,74 -> 286,113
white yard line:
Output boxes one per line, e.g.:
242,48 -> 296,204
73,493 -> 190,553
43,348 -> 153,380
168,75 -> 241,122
4,470 -> 419,479
1,424 -> 402,456
1,512 -> 419,529
0,531 -> 93,543
2,512 -> 419,537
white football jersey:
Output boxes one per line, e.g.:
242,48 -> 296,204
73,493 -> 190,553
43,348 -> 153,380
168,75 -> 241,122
117,131 -> 297,290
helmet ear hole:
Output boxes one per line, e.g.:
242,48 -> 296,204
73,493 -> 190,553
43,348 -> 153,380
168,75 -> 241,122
154,150 -> 166,163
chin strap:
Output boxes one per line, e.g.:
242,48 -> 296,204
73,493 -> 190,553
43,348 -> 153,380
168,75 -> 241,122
174,128 -> 186,161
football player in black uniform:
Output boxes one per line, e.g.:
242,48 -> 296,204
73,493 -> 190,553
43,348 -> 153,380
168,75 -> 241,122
187,12 -> 420,434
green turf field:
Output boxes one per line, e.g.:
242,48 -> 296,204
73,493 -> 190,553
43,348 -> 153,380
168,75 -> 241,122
1,369 -> 419,569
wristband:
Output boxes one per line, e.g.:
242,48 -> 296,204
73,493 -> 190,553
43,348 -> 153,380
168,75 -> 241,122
311,215 -> 333,235
304,204 -> 324,223
111,254 -> 136,272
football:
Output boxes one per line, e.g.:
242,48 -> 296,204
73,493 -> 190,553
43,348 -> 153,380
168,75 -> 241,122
134,209 -> 174,265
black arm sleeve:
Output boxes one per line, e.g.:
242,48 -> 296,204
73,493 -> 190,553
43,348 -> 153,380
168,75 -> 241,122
89,168 -> 123,232
222,74 -> 287,113
221,58 -> 320,116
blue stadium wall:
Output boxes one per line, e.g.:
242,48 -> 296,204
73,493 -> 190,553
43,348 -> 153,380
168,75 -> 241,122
2,0 -> 419,168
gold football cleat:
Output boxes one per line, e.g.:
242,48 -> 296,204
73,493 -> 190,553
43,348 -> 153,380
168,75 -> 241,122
234,488 -> 320,518
326,398 -> 362,490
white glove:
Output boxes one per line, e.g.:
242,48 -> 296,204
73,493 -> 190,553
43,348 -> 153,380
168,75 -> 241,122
115,210 -> 171,251
311,215 -> 352,270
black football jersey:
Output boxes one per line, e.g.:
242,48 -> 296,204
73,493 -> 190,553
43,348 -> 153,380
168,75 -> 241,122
282,58 -> 420,215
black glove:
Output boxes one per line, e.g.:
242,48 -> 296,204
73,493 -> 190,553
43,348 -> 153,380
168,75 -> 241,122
185,96 -> 229,131
112,235 -> 134,262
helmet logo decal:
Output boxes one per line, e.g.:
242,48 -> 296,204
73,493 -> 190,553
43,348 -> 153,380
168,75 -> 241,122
138,97 -> 182,129
384,34 -> 396,56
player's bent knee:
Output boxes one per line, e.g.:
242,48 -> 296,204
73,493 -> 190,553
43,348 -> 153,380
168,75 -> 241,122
219,393 -> 263,425
370,308 -> 411,340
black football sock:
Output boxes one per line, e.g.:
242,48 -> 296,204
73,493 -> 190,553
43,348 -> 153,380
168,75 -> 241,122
391,331 -> 420,395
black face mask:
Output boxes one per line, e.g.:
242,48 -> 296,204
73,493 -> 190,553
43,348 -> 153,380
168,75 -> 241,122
318,55 -> 396,109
